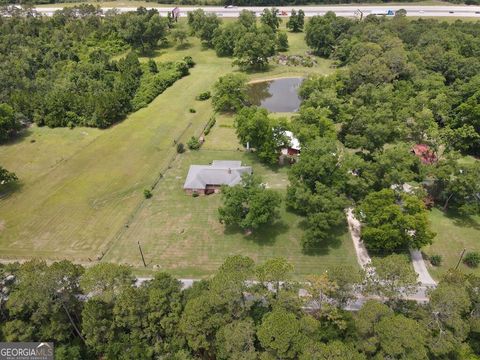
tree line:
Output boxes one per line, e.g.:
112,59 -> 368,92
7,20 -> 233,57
187,8 -> 289,70
0,257 -> 479,359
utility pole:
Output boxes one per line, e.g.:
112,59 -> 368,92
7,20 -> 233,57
138,241 -> 147,267
455,248 -> 466,270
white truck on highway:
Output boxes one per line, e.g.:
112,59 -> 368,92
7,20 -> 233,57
370,9 -> 395,16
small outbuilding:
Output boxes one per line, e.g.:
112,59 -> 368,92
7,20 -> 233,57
183,160 -> 252,195
281,131 -> 301,156
412,144 -> 437,165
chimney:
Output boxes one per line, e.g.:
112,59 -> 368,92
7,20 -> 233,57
228,168 -> 231,174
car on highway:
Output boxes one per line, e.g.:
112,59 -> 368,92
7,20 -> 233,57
224,4 -> 236,8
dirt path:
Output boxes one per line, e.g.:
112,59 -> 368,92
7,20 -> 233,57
346,208 -> 437,287
410,249 -> 437,285
346,208 -> 372,269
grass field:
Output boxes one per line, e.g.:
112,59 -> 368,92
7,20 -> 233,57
0,36 -> 232,262
423,208 -> 480,278
103,122 -> 359,278
0,28 -> 350,277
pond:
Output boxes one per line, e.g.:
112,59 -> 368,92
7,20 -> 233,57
247,77 -> 303,113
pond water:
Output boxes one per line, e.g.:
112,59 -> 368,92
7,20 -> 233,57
247,77 -> 303,113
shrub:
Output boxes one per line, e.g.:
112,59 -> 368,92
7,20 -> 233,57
176,143 -> 185,153
203,116 -> 216,135
143,189 -> 153,199
187,136 -> 201,150
183,56 -> 195,68
175,61 -> 190,77
276,32 -> 289,52
464,252 -> 480,268
196,91 -> 211,101
131,63 -> 184,111
189,108 -> 196,113
429,254 -> 442,266
192,191 -> 199,197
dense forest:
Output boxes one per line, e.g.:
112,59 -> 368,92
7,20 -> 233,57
0,5 -> 192,134
290,13 -> 480,250
0,257 -> 479,359
209,12 -> 480,253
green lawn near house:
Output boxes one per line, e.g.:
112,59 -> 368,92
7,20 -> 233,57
103,148 -> 359,279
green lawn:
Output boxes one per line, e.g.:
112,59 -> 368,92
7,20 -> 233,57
423,208 -> 480,279
103,149 -> 359,279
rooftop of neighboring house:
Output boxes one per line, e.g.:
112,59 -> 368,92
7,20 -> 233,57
412,144 -> 437,164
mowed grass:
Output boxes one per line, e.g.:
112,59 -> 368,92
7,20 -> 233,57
0,37 -> 232,262
102,31 -> 354,278
103,148 -> 359,279
0,29 -> 347,278
423,208 -> 480,278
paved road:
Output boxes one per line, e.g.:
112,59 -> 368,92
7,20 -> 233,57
32,4 -> 480,18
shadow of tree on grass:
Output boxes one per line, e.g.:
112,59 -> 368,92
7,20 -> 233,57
0,181 -> 23,200
441,207 -> 480,231
223,220 -> 289,246
299,221 -> 348,257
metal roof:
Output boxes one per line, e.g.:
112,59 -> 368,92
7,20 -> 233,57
183,161 -> 252,189
284,131 -> 301,150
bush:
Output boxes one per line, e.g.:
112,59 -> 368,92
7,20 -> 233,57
276,32 -> 289,52
183,56 -> 195,68
177,143 -> 185,153
464,252 -> 480,268
196,91 -> 211,101
189,108 -> 196,113
143,189 -> 153,199
429,254 -> 442,266
187,136 -> 201,150
203,116 -> 216,135
175,61 -> 190,77
131,63 -> 184,111
192,191 -> 199,197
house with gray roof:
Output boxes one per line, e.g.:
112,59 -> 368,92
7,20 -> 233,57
183,160 -> 252,195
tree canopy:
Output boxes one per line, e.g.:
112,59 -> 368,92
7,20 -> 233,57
1,258 -> 479,359
218,173 -> 282,231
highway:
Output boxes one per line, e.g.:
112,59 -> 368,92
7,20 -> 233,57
32,4 -> 480,18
